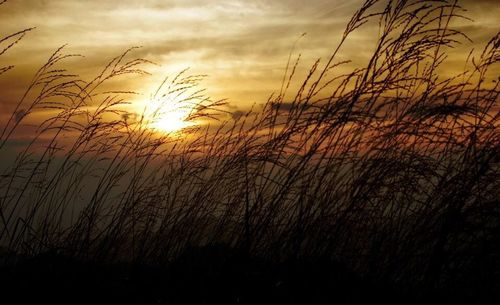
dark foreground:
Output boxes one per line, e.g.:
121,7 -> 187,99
1,246 -> 498,305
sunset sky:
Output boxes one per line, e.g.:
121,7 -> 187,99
0,0 -> 498,119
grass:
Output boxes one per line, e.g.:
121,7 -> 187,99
0,0 -> 499,303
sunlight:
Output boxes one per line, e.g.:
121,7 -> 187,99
147,101 -> 196,133
149,106 -> 195,133
141,92 -> 198,134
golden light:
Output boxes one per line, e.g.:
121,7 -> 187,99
146,99 -> 196,134
135,73 -> 208,135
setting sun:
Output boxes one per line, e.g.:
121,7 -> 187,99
144,97 -> 197,134
149,102 -> 195,133
149,108 -> 195,133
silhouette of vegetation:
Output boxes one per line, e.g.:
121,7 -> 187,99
0,0 -> 498,304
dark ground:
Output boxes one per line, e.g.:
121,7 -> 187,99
1,245 -> 498,305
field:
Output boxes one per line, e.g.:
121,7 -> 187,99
0,0 -> 499,304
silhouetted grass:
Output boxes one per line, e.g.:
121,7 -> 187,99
0,0 -> 498,303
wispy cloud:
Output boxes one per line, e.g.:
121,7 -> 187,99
0,0 -> 497,115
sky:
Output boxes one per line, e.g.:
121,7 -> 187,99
0,0 -> 498,120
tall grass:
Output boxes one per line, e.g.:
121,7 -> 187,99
0,0 -> 499,294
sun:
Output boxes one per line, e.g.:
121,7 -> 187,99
150,105 -> 195,133
136,76 -> 208,134
137,94 -> 198,134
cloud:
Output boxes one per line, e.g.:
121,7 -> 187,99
0,0 -> 498,116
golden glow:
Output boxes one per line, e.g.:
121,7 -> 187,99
144,97 -> 196,134
150,108 -> 194,133
1,0 -> 498,127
